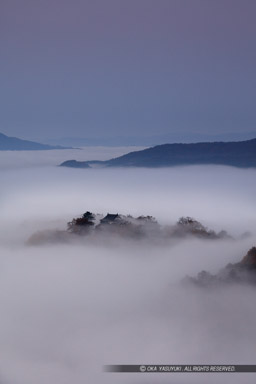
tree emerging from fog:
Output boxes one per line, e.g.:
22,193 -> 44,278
28,211 -> 231,246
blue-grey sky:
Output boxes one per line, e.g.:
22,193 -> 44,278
1,0 -> 256,141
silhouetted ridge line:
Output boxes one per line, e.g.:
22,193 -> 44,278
60,138 -> 256,168
0,132 -> 71,150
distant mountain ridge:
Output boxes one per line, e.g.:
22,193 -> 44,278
0,132 -> 70,150
60,138 -> 256,168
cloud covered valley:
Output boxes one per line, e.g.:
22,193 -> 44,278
0,148 -> 256,384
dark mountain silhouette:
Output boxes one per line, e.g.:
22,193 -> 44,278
0,132 -> 70,150
60,138 -> 256,168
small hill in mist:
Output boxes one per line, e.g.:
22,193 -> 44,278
27,212 -> 230,245
0,132 -> 70,150
185,247 -> 256,287
60,138 -> 256,168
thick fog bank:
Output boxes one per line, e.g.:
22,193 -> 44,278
1,164 -> 255,236
0,157 -> 256,383
0,146 -> 145,169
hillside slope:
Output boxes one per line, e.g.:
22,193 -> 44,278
0,132 -> 70,150
60,138 -> 256,168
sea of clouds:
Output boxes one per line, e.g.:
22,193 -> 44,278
0,147 -> 256,384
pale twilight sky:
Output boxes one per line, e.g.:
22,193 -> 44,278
1,0 -> 256,140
